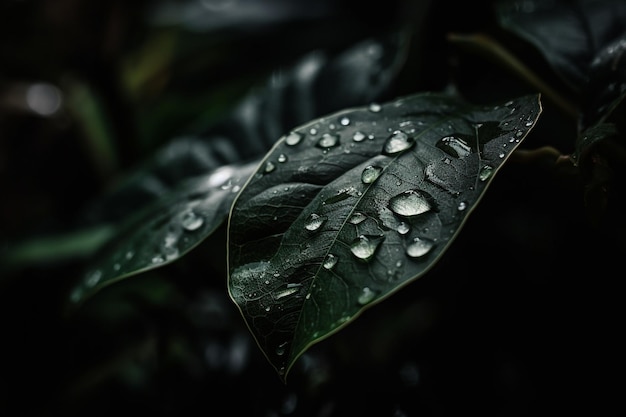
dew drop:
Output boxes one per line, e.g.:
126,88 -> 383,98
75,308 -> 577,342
181,210 -> 204,231
274,287 -> 299,300
304,213 -> 327,231
352,131 -> 366,142
85,270 -> 102,287
348,212 -> 367,224
389,190 -> 432,217
276,342 -> 288,356
406,237 -> 434,258
350,235 -> 384,261
264,161 -> 276,173
382,130 -> 414,155
358,287 -> 376,305
152,255 -> 165,264
323,253 -> 338,270
361,165 -> 383,184
397,222 -> 410,235
436,136 -> 472,158
369,102 -> 381,112
316,133 -> 340,149
339,116 -> 350,126
457,201 -> 468,211
277,154 -> 288,163
479,165 -> 494,181
285,131 -> 303,146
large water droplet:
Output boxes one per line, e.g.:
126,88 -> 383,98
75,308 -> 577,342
264,161 -> 276,173
358,287 -> 376,305
274,287 -> 299,300
316,133 -> 340,149
349,212 -> 367,224
304,213 -> 327,231
285,131 -> 303,146
369,102 -> 382,112
436,136 -> 472,158
85,270 -> 102,287
352,131 -> 366,142
350,235 -> 384,261
181,210 -> 204,231
479,165 -> 494,181
277,153 -> 288,163
406,237 -> 434,258
323,253 -> 338,270
339,116 -> 350,126
397,222 -> 411,235
382,130 -> 414,155
361,165 -> 383,184
389,190 -> 432,217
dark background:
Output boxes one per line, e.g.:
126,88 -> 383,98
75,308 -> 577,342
1,1 -> 624,416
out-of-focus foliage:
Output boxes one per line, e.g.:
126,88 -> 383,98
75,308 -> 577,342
1,0 -> 625,416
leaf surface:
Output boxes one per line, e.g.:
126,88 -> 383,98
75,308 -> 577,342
227,92 -> 542,380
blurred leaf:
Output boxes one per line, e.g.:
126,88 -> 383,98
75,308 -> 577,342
68,160 -> 258,308
228,92 -> 542,381
580,33 -> 626,129
495,0 -> 626,92
79,32 -> 409,228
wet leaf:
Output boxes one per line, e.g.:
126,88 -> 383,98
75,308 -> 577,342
69,161 -> 258,308
227,92 -> 542,381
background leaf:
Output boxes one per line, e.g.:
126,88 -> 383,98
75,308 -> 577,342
495,0 -> 626,92
228,92 -> 542,380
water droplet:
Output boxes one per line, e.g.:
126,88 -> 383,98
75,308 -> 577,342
323,253 -> 338,270
276,341 -> 288,356
85,270 -> 102,287
352,131 -> 366,142
406,237 -> 434,258
152,255 -> 165,264
316,133 -> 340,149
162,244 -> 179,261
304,213 -> 327,231
285,131 -> 303,146
457,201 -> 468,211
349,212 -> 367,224
264,161 -> 276,173
113,263 -> 121,271
358,287 -> 376,305
350,235 -> 384,261
181,210 -> 204,231
383,130 -> 414,155
436,136 -> 472,158
361,165 -> 383,184
397,222 -> 410,235
389,190 -> 432,217
339,116 -> 350,126
277,154 -> 288,163
369,102 -> 381,112
275,287 -> 299,300
479,165 -> 494,181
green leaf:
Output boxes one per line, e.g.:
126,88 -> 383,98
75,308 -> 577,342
227,92 -> 542,381
495,0 -> 626,92
68,161 -> 258,308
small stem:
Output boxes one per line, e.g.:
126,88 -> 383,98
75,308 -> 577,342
447,32 -> 579,119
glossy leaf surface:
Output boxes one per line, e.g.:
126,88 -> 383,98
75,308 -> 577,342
228,92 -> 542,380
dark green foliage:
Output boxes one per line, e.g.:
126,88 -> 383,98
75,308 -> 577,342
1,0 -> 625,416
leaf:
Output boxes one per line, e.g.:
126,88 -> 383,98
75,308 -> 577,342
580,33 -> 626,130
227,92 -> 542,381
68,161 -> 258,308
495,0 -> 626,92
